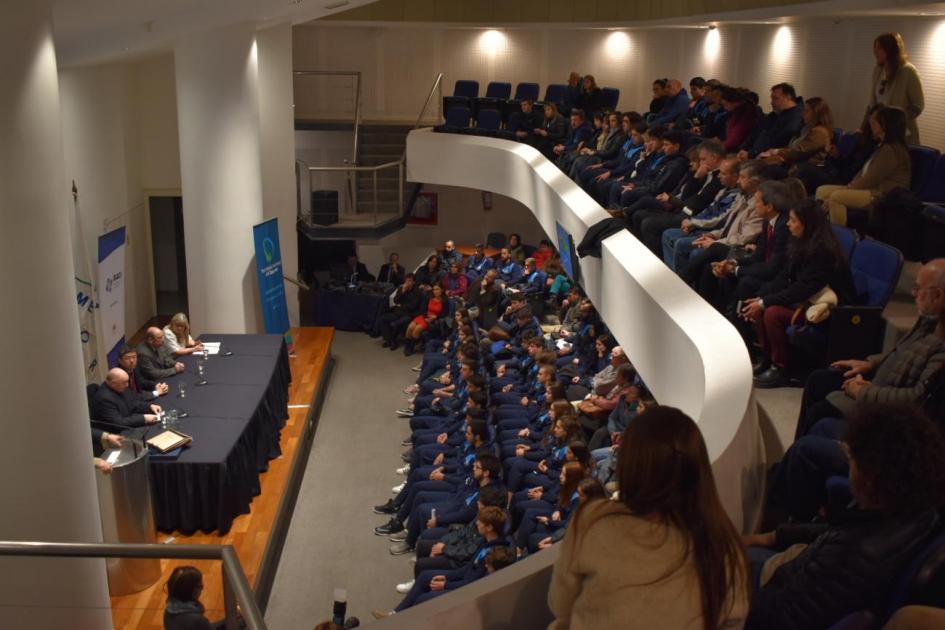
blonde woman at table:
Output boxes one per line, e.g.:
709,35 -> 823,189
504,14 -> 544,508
163,312 -> 204,357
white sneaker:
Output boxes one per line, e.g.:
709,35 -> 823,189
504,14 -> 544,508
396,464 -> 411,475
411,363 -> 423,372
396,579 -> 415,594
403,385 -> 419,394
392,481 -> 406,493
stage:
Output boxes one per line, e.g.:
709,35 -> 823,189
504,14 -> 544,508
109,326 -> 334,629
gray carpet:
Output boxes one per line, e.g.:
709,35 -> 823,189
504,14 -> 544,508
265,331 -> 421,628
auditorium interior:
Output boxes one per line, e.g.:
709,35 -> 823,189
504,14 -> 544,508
4,0 -> 945,628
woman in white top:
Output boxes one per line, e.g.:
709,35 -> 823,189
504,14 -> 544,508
163,312 -> 203,357
549,406 -> 749,630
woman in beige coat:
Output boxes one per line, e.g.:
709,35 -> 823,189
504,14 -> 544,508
548,406 -> 749,630
868,32 -> 924,144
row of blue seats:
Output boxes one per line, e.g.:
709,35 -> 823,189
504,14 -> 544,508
443,79 -> 620,121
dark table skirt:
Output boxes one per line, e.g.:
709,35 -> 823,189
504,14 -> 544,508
146,334 -> 290,535
312,288 -> 387,334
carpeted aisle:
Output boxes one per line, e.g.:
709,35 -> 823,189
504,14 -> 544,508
266,331 -> 421,627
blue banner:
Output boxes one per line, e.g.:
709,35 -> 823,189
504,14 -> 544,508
252,218 -> 291,336
98,226 -> 127,368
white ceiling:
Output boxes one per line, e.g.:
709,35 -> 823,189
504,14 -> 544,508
51,0 -> 378,67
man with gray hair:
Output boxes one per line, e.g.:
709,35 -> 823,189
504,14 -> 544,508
136,327 -> 184,381
567,345 -> 630,401
796,258 -> 945,438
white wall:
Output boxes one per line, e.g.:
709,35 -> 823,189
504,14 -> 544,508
134,53 -> 182,193
59,62 -> 156,344
294,17 -> 945,149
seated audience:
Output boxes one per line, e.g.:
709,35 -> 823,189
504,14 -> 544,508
739,83 -> 803,159
530,103 -> 568,159
693,80 -> 729,140
495,247 -> 524,286
378,252 -> 406,286
648,79 -> 689,126
744,404 -> 945,630
511,98 -> 544,141
720,86 -> 761,153
548,406 -> 748,629
577,74 -> 603,116
507,233 -> 526,264
794,258 -> 945,437
815,105 -> 911,226
648,78 -> 668,116
164,566 -> 227,630
553,109 -> 594,172
117,343 -> 169,400
568,111 -> 625,180
579,120 -> 646,203
441,261 -> 468,299
438,240 -> 463,270
136,327 -> 185,381
758,96 -> 834,171
91,368 -> 162,428
463,243 -> 493,280
404,284 -> 447,356
740,199 -> 855,388
163,312 -> 203,357
415,254 -> 444,292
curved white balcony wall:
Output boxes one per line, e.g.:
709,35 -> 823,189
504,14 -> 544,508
383,128 -> 764,628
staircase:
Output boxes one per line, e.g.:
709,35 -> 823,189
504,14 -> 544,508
355,123 -> 411,216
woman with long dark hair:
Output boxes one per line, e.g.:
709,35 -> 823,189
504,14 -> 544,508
742,199 -> 855,387
815,105 -> 911,225
549,406 -> 749,629
760,97 -> 834,170
868,32 -> 924,143
164,566 -> 228,630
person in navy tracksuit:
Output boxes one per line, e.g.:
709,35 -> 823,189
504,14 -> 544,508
494,248 -> 523,287
511,258 -> 548,295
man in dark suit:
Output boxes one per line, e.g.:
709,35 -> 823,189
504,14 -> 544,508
91,368 -> 162,428
344,254 -> 375,283
136,327 -> 184,381
378,252 -> 406,286
117,344 -> 169,401
378,273 -> 425,351
698,179 -> 793,313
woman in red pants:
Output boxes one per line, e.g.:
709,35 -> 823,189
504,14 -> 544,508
739,199 -> 855,387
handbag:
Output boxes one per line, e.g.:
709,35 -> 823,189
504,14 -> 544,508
791,285 -> 838,325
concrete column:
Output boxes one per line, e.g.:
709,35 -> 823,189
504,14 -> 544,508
175,23 -> 265,333
0,2 -> 112,628
257,23 -> 300,326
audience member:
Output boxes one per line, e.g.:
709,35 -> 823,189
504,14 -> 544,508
531,103 -> 568,159
507,233 -> 526,264
464,243 -> 493,281
815,105 -> 911,226
577,74 -> 603,116
720,86 -> 761,153
759,97 -> 834,171
404,284 -> 447,356
164,566 -> 228,630
378,252 -> 406,286
137,327 -> 185,381
648,79 -> 690,126
648,78 -> 668,116
441,261 -> 468,299
744,404 -> 945,630
549,406 -> 748,629
163,312 -> 203,357
869,32 -> 925,143
511,98 -> 544,141
379,274 -> 424,351
438,240 -> 463,269
740,83 -> 803,159
568,111 -> 625,180
415,254 -> 444,291
553,109 -> 594,171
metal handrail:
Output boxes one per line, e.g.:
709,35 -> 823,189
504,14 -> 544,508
404,73 -> 444,161
0,540 -> 264,630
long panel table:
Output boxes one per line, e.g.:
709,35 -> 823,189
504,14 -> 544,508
137,334 -> 290,535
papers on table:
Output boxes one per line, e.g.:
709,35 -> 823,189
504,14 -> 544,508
147,429 -> 193,453
201,342 -> 221,355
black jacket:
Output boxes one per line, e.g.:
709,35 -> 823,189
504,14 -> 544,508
633,153 -> 690,196
737,213 -> 790,282
747,507 -> 941,630
541,114 -> 568,144
392,285 -> 425,317
91,383 -> 153,428
679,170 -> 724,214
747,104 -> 805,157
595,131 -> 628,161
760,243 -> 855,308
377,263 -> 405,286
164,598 -> 216,630
123,365 -> 157,400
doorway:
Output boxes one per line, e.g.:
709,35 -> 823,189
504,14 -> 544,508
149,196 -> 189,317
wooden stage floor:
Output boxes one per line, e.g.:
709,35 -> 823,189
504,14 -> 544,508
109,326 -> 333,629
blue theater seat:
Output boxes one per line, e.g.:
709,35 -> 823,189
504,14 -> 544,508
473,109 -> 502,135
542,84 -> 567,107
443,79 -> 480,115
599,87 -> 620,111
513,82 -> 540,102
831,224 -> 858,261
907,145 -> 941,195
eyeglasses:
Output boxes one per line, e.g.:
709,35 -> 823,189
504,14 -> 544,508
911,284 -> 942,296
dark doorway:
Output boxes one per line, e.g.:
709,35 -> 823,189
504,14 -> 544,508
149,196 -> 189,316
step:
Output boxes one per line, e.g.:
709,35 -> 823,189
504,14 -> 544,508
359,155 -> 405,167
356,200 -> 402,213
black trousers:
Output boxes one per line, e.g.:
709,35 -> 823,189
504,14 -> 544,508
638,211 -> 685,256
681,241 -> 730,286
796,368 -> 845,440
378,311 -> 411,342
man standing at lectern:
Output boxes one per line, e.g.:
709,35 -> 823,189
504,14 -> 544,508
136,327 -> 184,382
91,368 -> 162,428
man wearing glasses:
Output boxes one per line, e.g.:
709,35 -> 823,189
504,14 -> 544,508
794,258 -> 945,439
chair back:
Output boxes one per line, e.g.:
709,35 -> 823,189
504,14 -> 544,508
831,224 -> 858,261
907,145 -> 942,195
882,530 -> 945,621
849,237 -> 903,308
506,111 -> 521,132
514,83 -> 540,101
486,232 -> 507,249
476,109 -> 502,131
543,84 -> 567,105
485,82 -> 511,100
919,155 -> 945,204
837,132 -> 858,160
86,383 -> 100,418
445,106 -> 471,129
454,80 -> 479,98
599,87 -> 620,111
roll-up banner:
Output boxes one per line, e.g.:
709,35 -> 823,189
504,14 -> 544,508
98,227 -> 126,368
252,218 -> 293,350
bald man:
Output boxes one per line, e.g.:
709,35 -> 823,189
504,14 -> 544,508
439,240 -> 463,270
796,258 -> 945,438
90,368 -> 162,428
649,78 -> 690,126
136,327 -> 184,381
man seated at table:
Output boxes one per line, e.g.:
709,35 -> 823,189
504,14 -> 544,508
137,327 -> 185,381
91,368 -> 162,428
117,344 -> 169,401
378,252 -> 406,286
344,254 -> 375,283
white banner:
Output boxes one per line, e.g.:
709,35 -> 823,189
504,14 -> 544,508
71,186 -> 103,384
98,226 -> 126,365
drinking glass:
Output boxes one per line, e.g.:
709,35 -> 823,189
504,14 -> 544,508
178,382 -> 187,399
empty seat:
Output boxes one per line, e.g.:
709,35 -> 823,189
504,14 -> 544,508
599,87 -> 620,111
907,145 -> 941,195
484,82 -> 511,100
513,83 -> 540,102
475,109 -> 502,131
442,106 -> 471,130
486,232 -> 507,249
831,224 -> 857,261
849,237 -> 903,309
543,84 -> 567,105
443,79 -> 480,115
918,155 -> 945,204
836,132 -> 858,160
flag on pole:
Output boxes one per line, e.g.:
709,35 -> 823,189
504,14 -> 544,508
72,181 -> 103,384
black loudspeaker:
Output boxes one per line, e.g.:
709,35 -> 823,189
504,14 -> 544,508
312,190 -> 339,226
